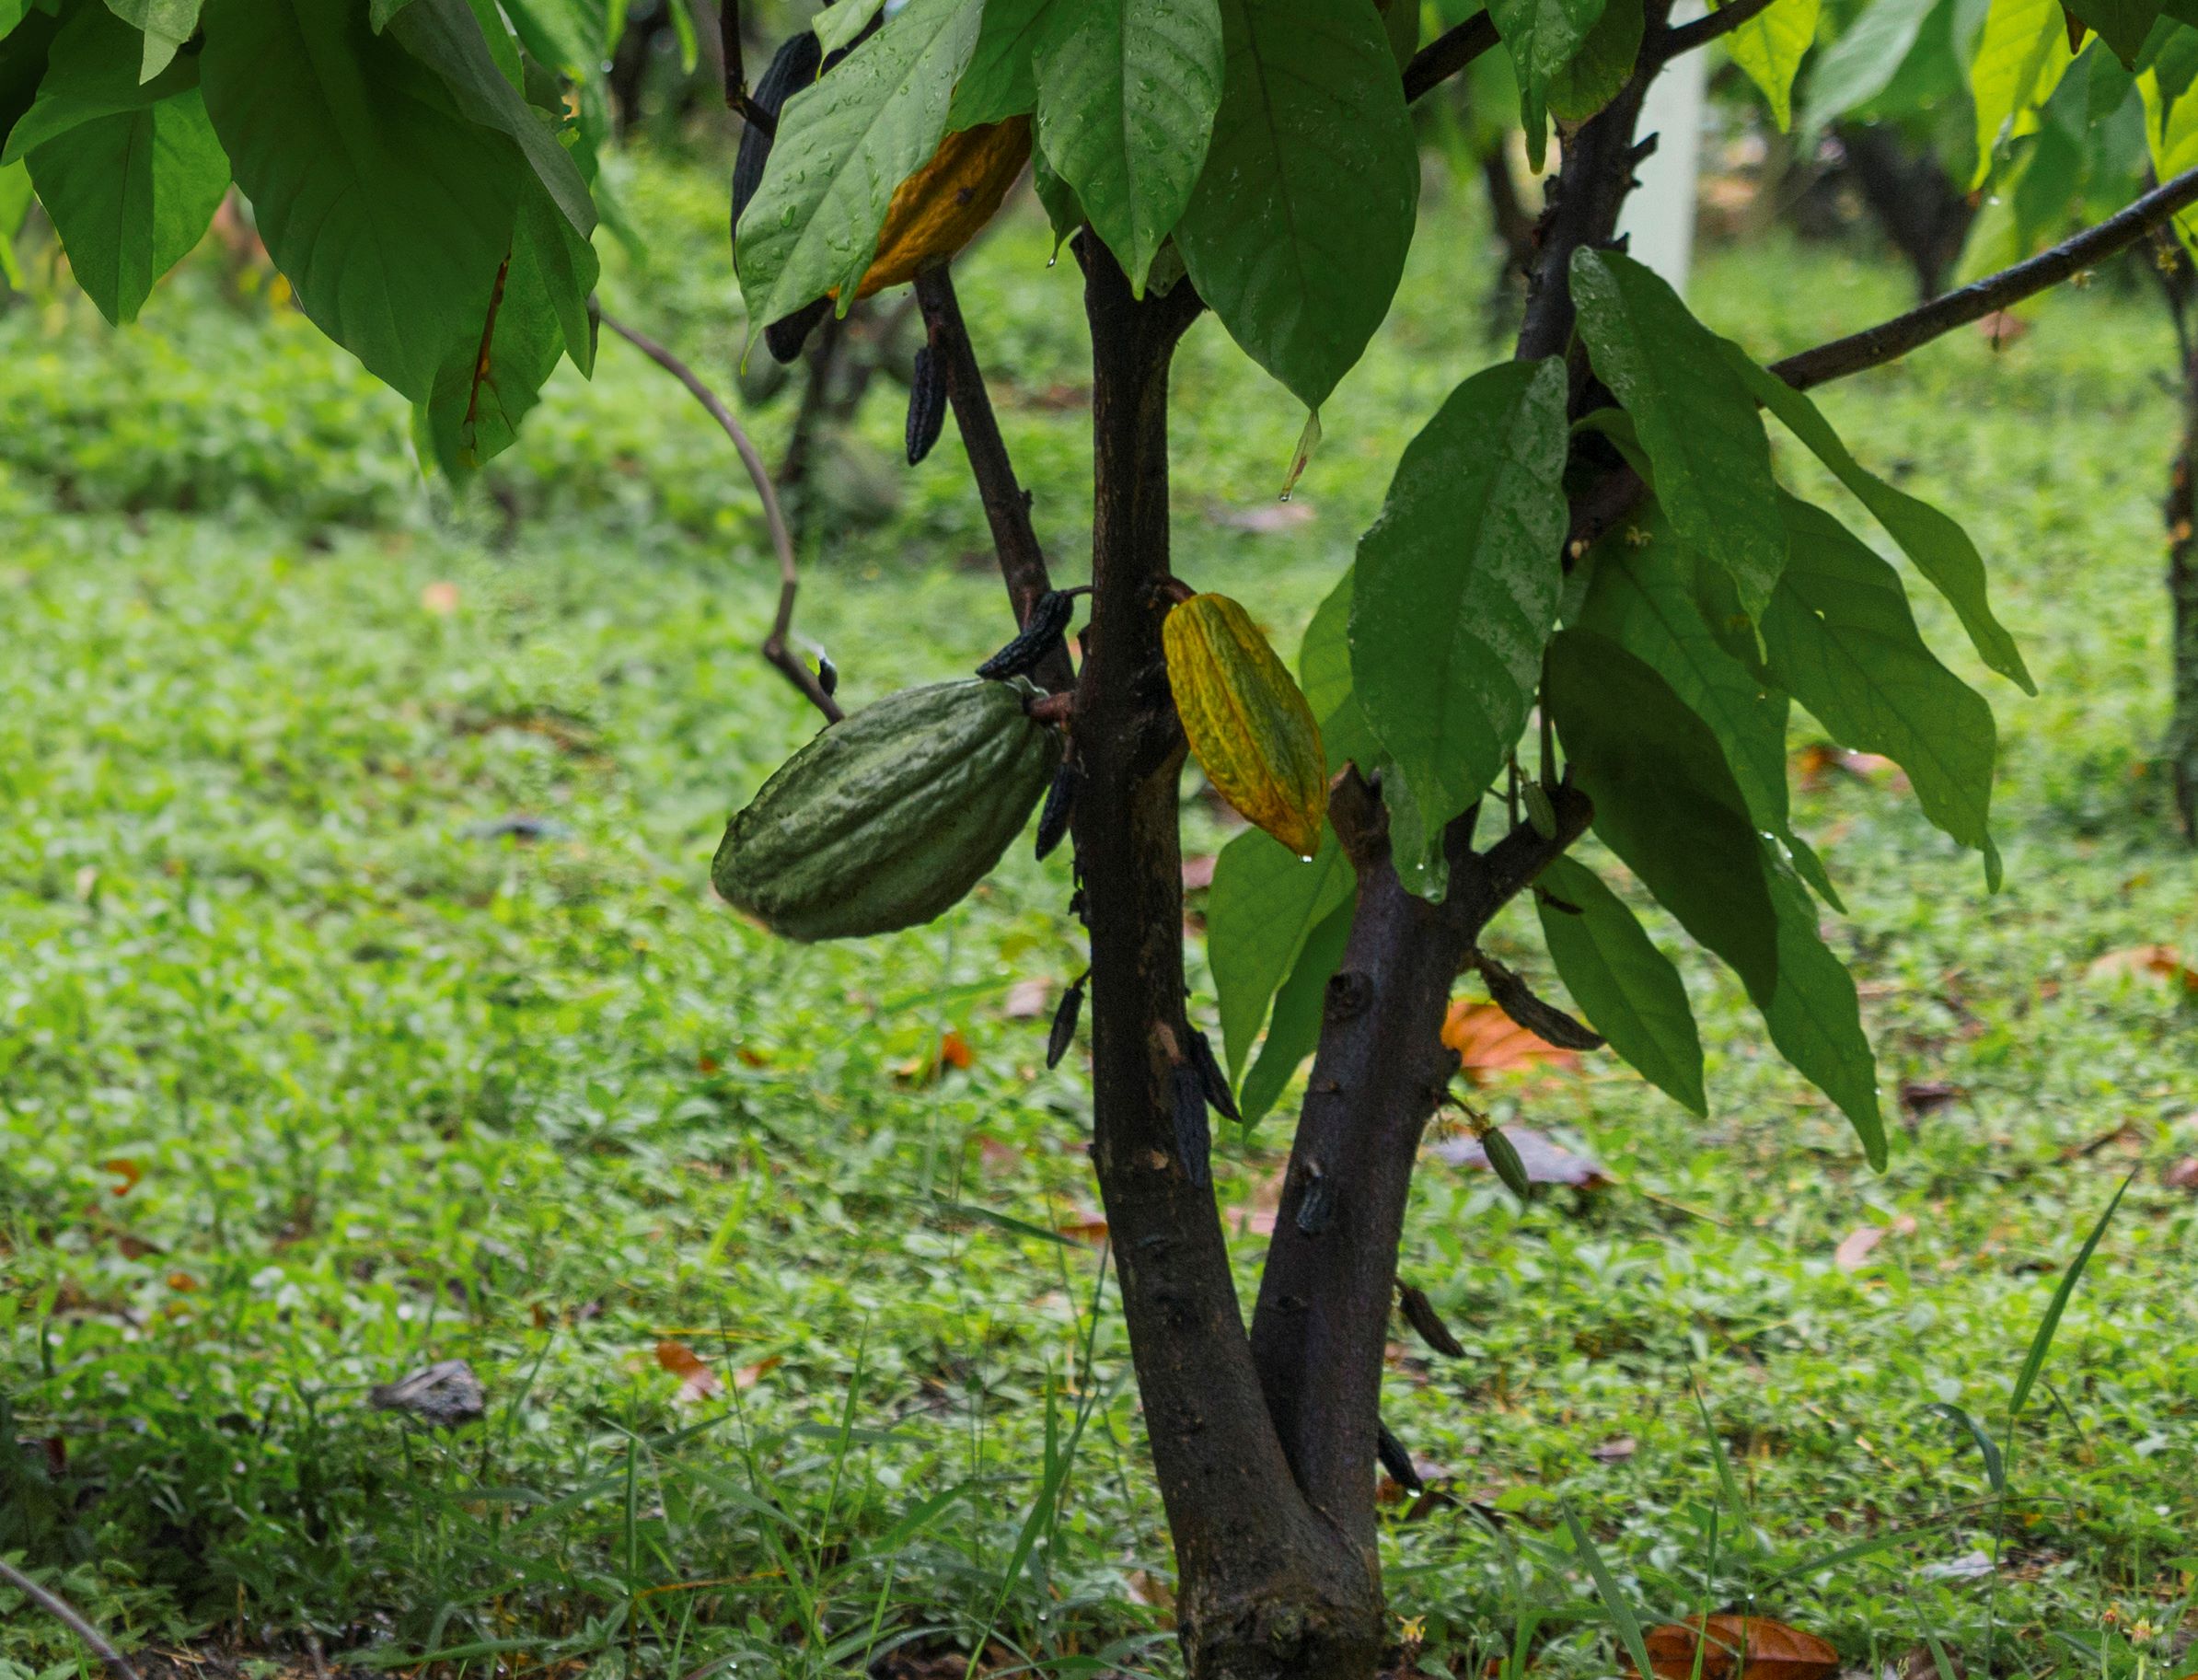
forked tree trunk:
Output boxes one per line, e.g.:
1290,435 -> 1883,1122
1064,41 -> 1657,1670
2169,342 -> 2198,840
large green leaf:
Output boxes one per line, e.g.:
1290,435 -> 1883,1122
1725,343 -> 2034,692
948,0 -> 1050,127
5,1 -> 199,164
1968,0 -> 2077,183
1571,249 -> 1787,621
1800,0 -> 1938,126
734,0 -> 981,333
1298,567 -> 1382,774
1547,0 -> 1642,122
388,0 -> 596,238
1174,0 -> 1417,411
1239,894 -> 1353,1123
1757,850 -> 1884,1165
102,0 -> 200,81
1351,358 -> 1571,835
1032,0 -> 1222,293
1764,496 -> 2001,885
1727,0 -> 1822,128
1208,826 -> 1354,1082
200,0 -> 525,401
1488,0 -> 1606,165
1544,628 -> 1781,999
1535,855 -> 1706,1116
26,86 -> 226,324
817,0 -> 889,53
2065,0 -> 2160,64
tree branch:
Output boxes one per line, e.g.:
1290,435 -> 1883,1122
0,1558 -> 140,1680
598,309 -> 843,724
1653,0 -> 1777,63
1771,162 -> 2198,389
1403,10 -> 1500,103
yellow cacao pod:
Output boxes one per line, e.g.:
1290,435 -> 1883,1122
854,118 -> 1032,299
1163,593 -> 1327,857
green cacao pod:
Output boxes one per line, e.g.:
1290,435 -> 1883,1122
713,680 -> 1060,941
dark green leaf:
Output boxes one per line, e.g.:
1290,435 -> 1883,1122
1725,342 -> 2034,693
1572,249 -> 1787,620
1298,568 -> 1382,774
1032,0 -> 1221,292
947,0 -> 1049,128
1757,847 -> 1882,1164
1351,359 -> 1571,835
1030,145 -> 1084,249
1544,628 -> 1780,998
734,0 -> 981,332
1547,0 -> 1642,122
1175,0 -> 1417,411
5,1 -> 199,165
103,0 -> 202,81
1208,825 -> 1353,1081
1535,854 -> 1707,1116
1763,495 -> 2000,886
1489,0 -> 1606,165
201,0 -> 526,401
1239,894 -> 1352,1123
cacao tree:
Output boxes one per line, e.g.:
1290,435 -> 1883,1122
11,0 -> 2198,1672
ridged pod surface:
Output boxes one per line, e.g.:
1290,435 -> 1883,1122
714,680 -> 1060,941
855,118 -> 1032,298
1163,593 -> 1327,857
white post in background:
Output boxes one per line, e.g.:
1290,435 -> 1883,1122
1616,2 -> 1708,295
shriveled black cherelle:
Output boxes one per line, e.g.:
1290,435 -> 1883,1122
905,344 -> 947,465
976,590 -> 1075,681
1034,759 -> 1077,860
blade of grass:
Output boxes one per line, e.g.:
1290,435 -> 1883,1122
1564,1504 -> 1659,1680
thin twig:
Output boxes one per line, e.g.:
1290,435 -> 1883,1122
1653,0 -> 1777,63
598,307 -> 843,724
0,1557 -> 142,1680
1771,162 -> 2198,389
1404,10 -> 1500,103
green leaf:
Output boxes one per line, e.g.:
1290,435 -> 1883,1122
816,0 -> 889,55
1544,628 -> 1781,1000
1031,0 -> 1222,292
0,9 -> 63,168
1756,847 -> 1883,1164
2065,0 -> 2159,64
1239,894 -> 1353,1123
1489,0 -> 1606,166
5,0 -> 199,164
1763,496 -> 2001,885
734,0 -> 981,332
1968,0 -> 2078,184
389,0 -> 596,238
1029,145 -> 1084,249
1208,825 -> 1354,1082
201,0 -> 526,402
1571,248 -> 1788,621
948,0 -> 1049,128
1535,855 -> 1706,1116
102,0 -> 201,81
1350,358 -> 1571,836
1547,0 -> 1642,122
1298,567 -> 1382,774
2006,1174 -> 2129,1425
1724,343 -> 2033,692
1174,0 -> 1417,411
1800,0 -> 1938,127
1726,0 -> 1822,129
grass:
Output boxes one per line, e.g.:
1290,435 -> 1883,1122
2,140 -> 2196,1680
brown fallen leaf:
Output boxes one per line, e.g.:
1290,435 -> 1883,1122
1977,309 -> 2030,348
1590,1434 -> 1637,1463
1441,1000 -> 1582,1082
2165,1156 -> 2198,1189
2087,944 -> 2198,992
734,1354 -> 781,1390
1635,1615 -> 1840,1680
1002,977 -> 1050,1019
101,1158 -> 142,1197
1900,1079 -> 1967,1115
1181,854 -> 1217,890
1058,1210 -> 1111,1246
1834,1225 -> 1886,1270
655,1339 -> 721,1406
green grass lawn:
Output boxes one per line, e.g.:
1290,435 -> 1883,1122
3,149 -> 2196,1680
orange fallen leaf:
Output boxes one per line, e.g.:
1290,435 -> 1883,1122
420,580 -> 461,615
1635,1615 -> 1839,1680
940,1029 -> 974,1070
654,1339 -> 721,1406
736,1047 -> 769,1068
734,1354 -> 781,1390
166,1271 -> 199,1292
2087,944 -> 2198,992
1058,1208 -> 1111,1246
1441,1000 -> 1581,1082
101,1159 -> 142,1197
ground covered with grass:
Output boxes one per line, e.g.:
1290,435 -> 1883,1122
3,148 -> 2196,1680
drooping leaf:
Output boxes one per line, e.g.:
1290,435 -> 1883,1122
1298,568 -> 1382,774
1350,358 -> 1571,837
1800,0 -> 1938,127
1571,249 -> 1787,621
200,0 -> 525,401
1969,0 -> 2078,182
1208,826 -> 1353,1081
1724,342 -> 2034,693
2063,0 -> 2158,64
1030,0 -> 1221,292
1756,848 -> 1884,1164
5,1 -> 199,164
1727,0 -> 1822,128
1175,0 -> 1417,411
1535,856 -> 1707,1116
947,0 -> 1051,128
1030,145 -> 1084,247
1165,592 -> 1328,857
103,0 -> 202,83
1763,496 -> 2001,886
817,0 -> 889,54
1544,628 -> 1781,999
734,0 -> 982,333
1488,0 -> 1607,166
1548,0 -> 1644,122
1239,893 -> 1353,1123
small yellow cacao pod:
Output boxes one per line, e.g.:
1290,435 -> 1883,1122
854,118 -> 1033,299
1163,593 -> 1327,857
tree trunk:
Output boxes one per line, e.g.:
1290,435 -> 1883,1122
2169,342 -> 2198,841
